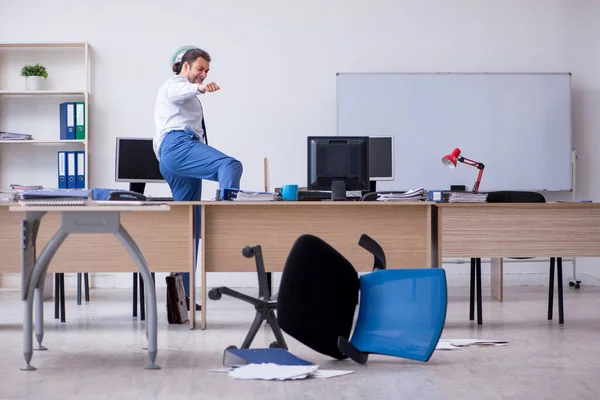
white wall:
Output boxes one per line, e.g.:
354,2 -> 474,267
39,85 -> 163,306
1,0 -> 600,290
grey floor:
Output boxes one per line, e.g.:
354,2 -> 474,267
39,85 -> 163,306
1,284 -> 600,400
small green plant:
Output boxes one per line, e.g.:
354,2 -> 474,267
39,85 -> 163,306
20,63 -> 48,79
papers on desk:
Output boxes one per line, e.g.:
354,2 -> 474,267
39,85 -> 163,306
436,339 -> 508,350
377,187 -> 426,201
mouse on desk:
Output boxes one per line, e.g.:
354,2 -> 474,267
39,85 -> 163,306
108,190 -> 148,201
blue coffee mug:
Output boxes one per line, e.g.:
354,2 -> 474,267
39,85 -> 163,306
281,184 -> 298,201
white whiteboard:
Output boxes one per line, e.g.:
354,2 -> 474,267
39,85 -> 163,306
336,73 -> 573,192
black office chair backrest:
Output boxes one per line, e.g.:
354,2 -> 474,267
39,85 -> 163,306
486,191 -> 545,260
486,191 -> 546,203
277,234 -> 360,360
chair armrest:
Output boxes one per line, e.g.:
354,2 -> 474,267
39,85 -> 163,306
358,234 -> 386,271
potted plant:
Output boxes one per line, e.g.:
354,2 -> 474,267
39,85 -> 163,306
20,63 -> 48,91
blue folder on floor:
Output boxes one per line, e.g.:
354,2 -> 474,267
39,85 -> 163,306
223,348 -> 313,367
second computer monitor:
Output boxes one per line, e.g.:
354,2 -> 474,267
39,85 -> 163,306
307,136 -> 370,201
369,136 -> 394,181
115,137 -> 164,194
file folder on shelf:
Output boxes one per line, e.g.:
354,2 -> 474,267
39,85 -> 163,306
59,102 -> 76,140
67,151 -> 77,188
75,101 -> 85,140
57,151 -> 68,189
76,151 -> 85,188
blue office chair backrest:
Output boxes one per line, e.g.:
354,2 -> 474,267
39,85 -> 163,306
348,268 -> 447,362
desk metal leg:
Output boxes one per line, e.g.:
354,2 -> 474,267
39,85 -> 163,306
476,258 -> 482,325
557,257 -> 564,324
133,273 -> 138,317
35,272 -> 48,351
115,224 -> 160,370
469,258 -> 475,321
548,257 -> 555,320
54,274 -> 60,319
22,218 -> 68,371
21,210 -> 160,371
77,273 -> 82,305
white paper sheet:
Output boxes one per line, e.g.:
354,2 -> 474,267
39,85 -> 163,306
229,363 -> 319,381
310,369 -> 355,379
436,339 -> 509,351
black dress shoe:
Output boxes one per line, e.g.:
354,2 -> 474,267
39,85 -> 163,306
185,297 -> 201,311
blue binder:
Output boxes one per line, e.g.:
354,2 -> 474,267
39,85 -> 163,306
59,102 -> 76,140
67,151 -> 77,188
76,151 -> 85,188
222,348 -> 313,367
57,151 -> 68,189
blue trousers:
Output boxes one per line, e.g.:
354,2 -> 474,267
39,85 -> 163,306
158,130 -> 243,297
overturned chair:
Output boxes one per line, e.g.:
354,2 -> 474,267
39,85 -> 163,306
277,233 -> 448,364
208,245 -> 287,350
210,233 -> 448,364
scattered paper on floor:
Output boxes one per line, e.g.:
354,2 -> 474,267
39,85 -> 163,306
436,339 -> 508,350
229,363 -> 319,380
223,363 -> 354,381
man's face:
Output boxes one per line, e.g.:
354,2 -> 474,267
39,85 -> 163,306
183,57 -> 209,84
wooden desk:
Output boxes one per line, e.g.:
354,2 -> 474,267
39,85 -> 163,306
198,201 -> 437,329
438,203 -> 600,301
1,201 -> 437,330
0,202 -> 197,327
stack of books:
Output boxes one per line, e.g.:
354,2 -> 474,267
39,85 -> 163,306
443,191 -> 488,203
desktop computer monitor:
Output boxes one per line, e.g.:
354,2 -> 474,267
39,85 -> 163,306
307,136 -> 370,201
115,137 -> 164,194
368,135 -> 394,191
369,136 -> 394,180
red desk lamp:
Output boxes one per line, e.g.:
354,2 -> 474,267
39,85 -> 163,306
442,148 -> 485,193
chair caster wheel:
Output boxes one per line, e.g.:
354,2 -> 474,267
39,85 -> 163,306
269,342 -> 280,348
208,289 -> 222,300
226,345 -> 238,350
575,283 -> 581,290
569,281 -> 581,290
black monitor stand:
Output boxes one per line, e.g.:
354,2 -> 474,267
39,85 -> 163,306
370,181 -> 377,192
129,182 -> 146,195
331,179 -> 347,201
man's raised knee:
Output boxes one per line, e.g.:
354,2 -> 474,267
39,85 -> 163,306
229,158 -> 243,175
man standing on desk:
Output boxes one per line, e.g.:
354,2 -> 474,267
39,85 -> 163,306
154,46 -> 243,311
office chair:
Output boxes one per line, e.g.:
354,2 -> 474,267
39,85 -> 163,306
276,233 -> 447,364
470,191 -> 564,325
208,245 -> 288,350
